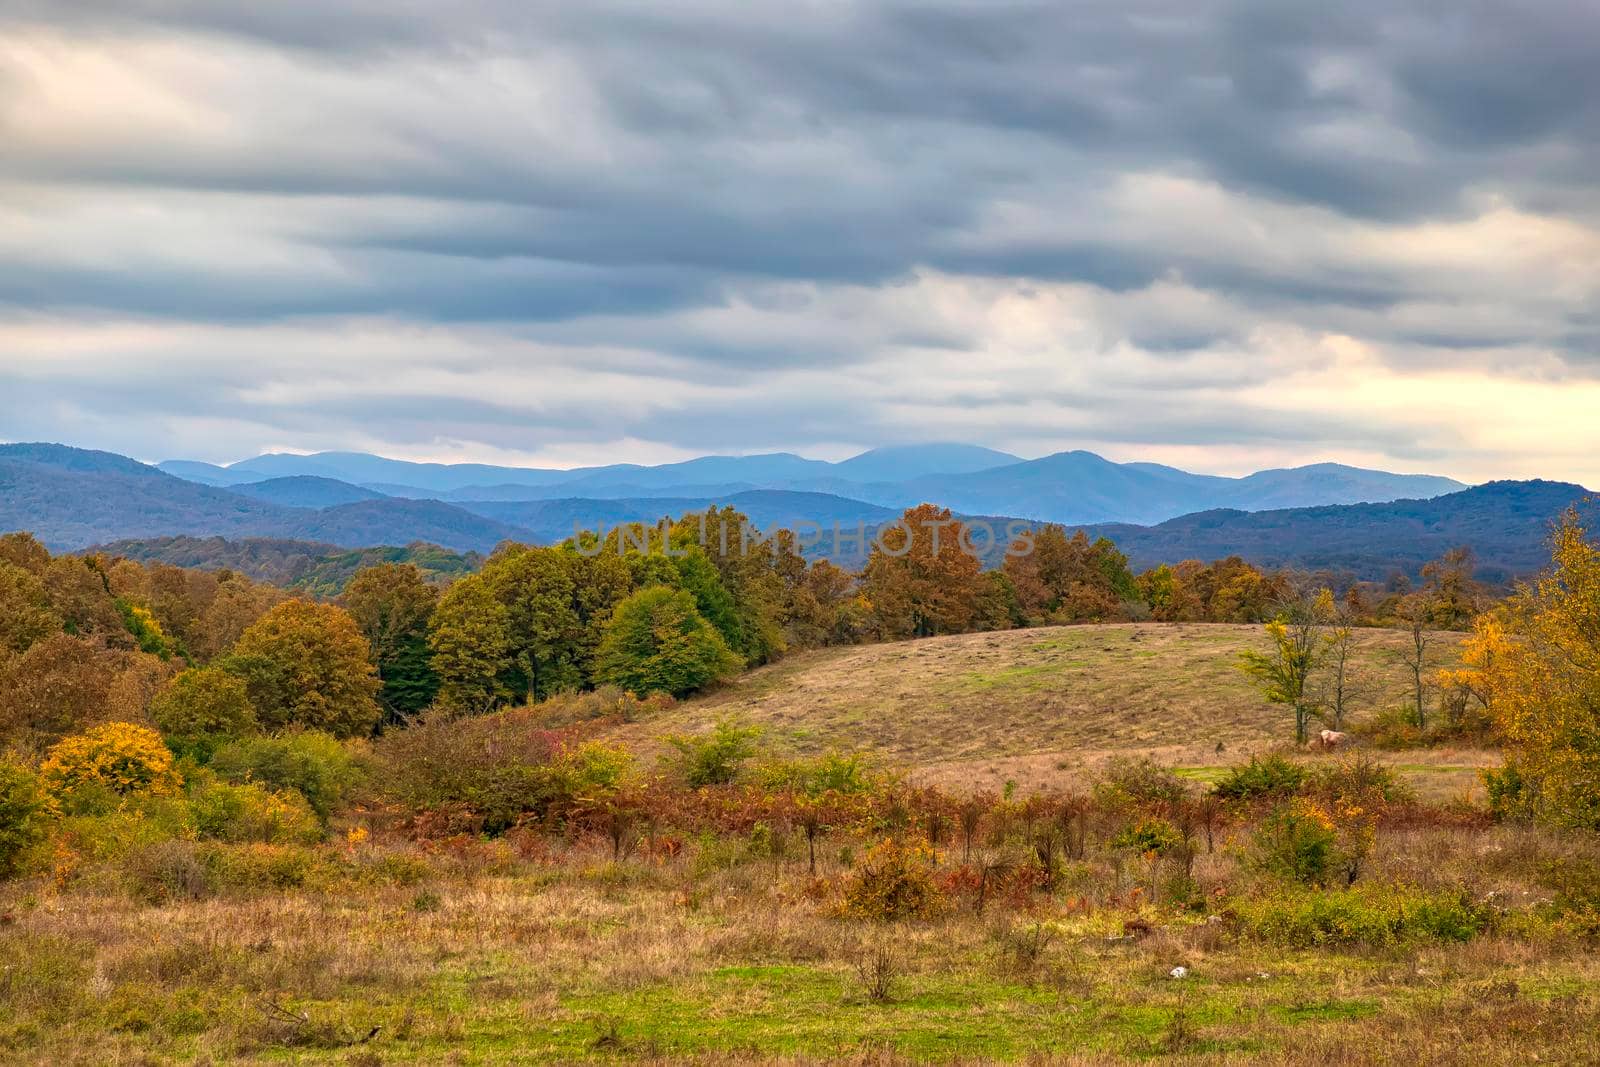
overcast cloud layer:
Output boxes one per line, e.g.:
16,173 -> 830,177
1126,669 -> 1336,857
2,1 -> 1598,482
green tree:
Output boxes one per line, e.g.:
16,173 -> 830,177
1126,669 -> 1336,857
150,667 -> 258,759
565,548 -> 636,684
486,546 -> 584,701
1239,595 -> 1329,744
672,506 -> 789,664
672,548 -> 745,656
595,586 -> 741,698
428,576 -> 513,714
342,563 -> 440,719
222,600 -> 381,738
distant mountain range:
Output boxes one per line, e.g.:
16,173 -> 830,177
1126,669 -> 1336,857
4,442 -> 1583,583
154,443 -> 1464,526
1078,480 -> 1596,584
0,444 -> 901,554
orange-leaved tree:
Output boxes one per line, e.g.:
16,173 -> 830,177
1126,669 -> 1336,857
863,504 -> 984,639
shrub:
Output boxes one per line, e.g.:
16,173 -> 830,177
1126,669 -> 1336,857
124,839 -> 210,904
204,842 -> 320,892
1213,755 -> 1306,801
1537,856 -> 1600,935
1236,885 -> 1491,947
760,750 -> 875,796
188,778 -> 322,845
667,719 -> 761,788
1112,816 -> 1184,857
1252,799 -> 1337,885
1305,754 -> 1413,807
1484,763 -> 1536,823
0,760 -> 47,877
376,708 -> 631,834
1093,757 -> 1187,810
209,731 -> 362,825
530,685 -> 673,729
1354,705 -> 1427,749
40,723 -> 183,810
150,667 -> 258,761
839,837 -> 944,921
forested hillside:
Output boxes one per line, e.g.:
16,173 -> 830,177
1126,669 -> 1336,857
0,445 -> 527,553
92,536 -> 482,594
1081,480 -> 1594,583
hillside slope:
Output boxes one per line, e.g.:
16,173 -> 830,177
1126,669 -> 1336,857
609,623 -> 1468,792
1,444 -> 532,552
875,452 -> 1467,525
1,444 -> 295,548
1081,479 -> 1593,582
230,475 -> 387,508
91,535 -> 482,592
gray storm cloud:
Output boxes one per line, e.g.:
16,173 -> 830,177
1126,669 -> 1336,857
0,0 -> 1597,480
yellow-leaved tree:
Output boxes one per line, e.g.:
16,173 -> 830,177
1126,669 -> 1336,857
1481,509 -> 1600,828
1239,590 -> 1332,745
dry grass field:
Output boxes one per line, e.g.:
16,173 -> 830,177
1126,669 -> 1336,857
612,623 -> 1485,802
6,823 -> 1600,1065
9,622 -> 1594,1066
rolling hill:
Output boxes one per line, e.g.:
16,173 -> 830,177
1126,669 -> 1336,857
2,444 -> 295,548
1,444 -> 531,553
871,452 -> 1467,525
1077,479 -> 1594,583
229,475 -> 388,508
91,535 -> 482,593
606,622 -> 1476,798
456,490 -> 900,543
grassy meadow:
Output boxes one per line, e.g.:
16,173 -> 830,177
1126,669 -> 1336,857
612,623 -> 1481,801
5,623 -> 1599,1065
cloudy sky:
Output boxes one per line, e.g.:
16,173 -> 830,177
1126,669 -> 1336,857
2,1 -> 1598,483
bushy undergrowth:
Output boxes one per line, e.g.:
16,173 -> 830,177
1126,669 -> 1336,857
1355,704 -> 1495,750
759,750 -> 876,796
188,776 -> 321,846
524,685 -> 674,729
0,721 -> 1574,979
666,719 -> 761,787
0,761 -> 46,876
375,707 -> 631,834
1252,800 -> 1339,885
1092,757 -> 1188,810
1235,884 -> 1492,947
1213,755 -> 1306,800
209,731 -> 362,825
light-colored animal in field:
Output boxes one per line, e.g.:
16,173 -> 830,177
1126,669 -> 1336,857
1313,729 -> 1347,750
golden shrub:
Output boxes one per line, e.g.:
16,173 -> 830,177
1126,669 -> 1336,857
39,722 -> 183,806
838,836 -> 944,921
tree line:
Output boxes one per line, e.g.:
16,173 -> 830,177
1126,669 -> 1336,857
1,503 -> 1483,758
